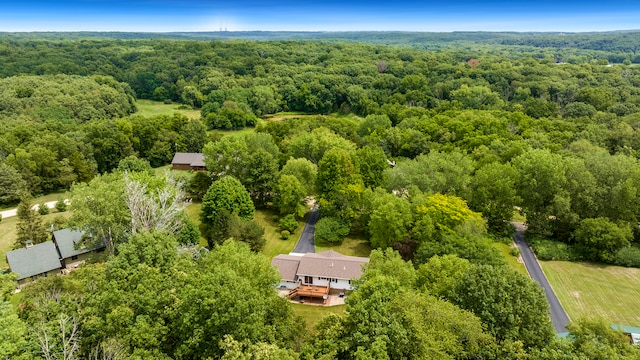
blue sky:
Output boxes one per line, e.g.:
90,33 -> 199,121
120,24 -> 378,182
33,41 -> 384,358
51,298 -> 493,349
1,0 -> 639,32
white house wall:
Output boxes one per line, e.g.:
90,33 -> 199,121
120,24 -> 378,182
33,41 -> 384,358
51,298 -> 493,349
307,277 -> 353,290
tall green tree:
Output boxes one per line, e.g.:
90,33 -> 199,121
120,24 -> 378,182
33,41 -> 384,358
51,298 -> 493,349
69,173 -> 130,253
469,162 -> 520,233
273,175 -> 307,217
449,264 -> 554,349
573,218 -> 632,262
200,176 -> 255,245
14,195 -> 48,248
0,162 -> 26,205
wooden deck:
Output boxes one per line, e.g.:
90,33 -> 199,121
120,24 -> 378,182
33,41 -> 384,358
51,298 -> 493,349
289,283 -> 330,303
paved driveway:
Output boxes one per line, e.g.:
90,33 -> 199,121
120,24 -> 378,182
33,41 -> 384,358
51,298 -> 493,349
513,222 -> 570,333
291,205 -> 319,254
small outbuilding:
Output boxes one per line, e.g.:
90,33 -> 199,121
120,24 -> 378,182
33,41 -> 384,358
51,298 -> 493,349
171,152 -> 206,171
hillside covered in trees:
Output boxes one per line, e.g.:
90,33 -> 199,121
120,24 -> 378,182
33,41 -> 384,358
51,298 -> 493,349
2,32 -> 640,359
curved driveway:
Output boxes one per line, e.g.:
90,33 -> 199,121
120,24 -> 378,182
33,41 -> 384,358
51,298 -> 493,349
0,200 -> 66,219
291,205 -> 319,254
513,222 -> 570,333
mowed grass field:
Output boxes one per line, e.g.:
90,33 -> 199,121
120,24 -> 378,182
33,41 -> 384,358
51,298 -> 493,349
541,261 -> 640,326
0,211 -> 72,268
135,99 -> 201,119
290,303 -> 346,332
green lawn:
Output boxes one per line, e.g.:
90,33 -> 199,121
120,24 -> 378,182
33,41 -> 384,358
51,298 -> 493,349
541,261 -> 640,326
0,211 -> 72,268
255,209 -> 303,259
290,303 -> 346,332
135,99 -> 201,119
183,202 -> 208,247
315,233 -> 372,258
153,164 -> 173,177
492,241 -> 528,275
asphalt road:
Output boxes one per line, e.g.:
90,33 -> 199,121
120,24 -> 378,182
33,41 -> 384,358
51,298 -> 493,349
291,205 -> 319,254
513,222 -> 570,333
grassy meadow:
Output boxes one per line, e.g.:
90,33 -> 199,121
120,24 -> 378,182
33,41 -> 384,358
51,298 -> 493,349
135,99 -> 201,119
541,261 -> 640,326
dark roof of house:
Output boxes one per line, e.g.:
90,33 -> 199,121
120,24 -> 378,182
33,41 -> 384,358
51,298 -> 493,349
171,152 -> 205,167
52,229 -> 104,259
271,251 -> 369,282
5,242 -> 61,280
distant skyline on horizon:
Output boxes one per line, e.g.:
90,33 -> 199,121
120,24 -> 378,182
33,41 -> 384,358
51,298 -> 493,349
2,0 -> 640,33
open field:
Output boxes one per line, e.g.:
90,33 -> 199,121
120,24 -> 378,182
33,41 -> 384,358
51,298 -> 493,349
0,211 -> 73,268
135,99 -> 201,119
262,112 -> 324,122
290,303 -> 346,332
315,233 -> 372,258
541,261 -> 640,326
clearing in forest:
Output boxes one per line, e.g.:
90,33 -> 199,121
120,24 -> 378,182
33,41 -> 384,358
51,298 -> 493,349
541,261 -> 640,327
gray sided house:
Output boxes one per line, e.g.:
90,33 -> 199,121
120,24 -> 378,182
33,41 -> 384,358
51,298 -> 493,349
5,229 -> 105,286
271,250 -> 369,291
171,152 -> 206,171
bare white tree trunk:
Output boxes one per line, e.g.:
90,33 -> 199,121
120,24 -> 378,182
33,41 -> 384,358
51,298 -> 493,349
124,172 -> 186,235
35,314 -> 80,360
59,314 -> 80,360
90,338 -> 127,360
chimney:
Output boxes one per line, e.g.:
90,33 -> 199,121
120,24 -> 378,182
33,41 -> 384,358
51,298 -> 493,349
25,240 -> 34,249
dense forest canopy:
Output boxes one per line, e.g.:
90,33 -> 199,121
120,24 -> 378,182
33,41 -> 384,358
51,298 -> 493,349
2,32 -> 640,359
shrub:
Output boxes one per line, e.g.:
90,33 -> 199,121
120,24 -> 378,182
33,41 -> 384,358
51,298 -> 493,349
38,203 -> 50,215
510,247 -> 520,257
55,199 -> 67,212
614,246 -> 640,268
45,215 -> 68,231
314,217 -> 349,244
278,214 -> 298,234
280,230 -> 290,240
528,238 -> 582,261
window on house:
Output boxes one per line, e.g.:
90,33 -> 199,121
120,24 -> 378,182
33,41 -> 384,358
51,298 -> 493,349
304,276 -> 313,284
71,255 -> 78,261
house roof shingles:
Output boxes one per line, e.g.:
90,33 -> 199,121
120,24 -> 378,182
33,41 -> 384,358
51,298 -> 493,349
271,255 -> 301,281
171,152 -> 205,167
272,251 -> 369,282
5,242 -> 61,280
53,229 -> 103,259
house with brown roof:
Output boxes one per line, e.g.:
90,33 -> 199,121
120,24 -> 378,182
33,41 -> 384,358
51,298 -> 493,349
271,250 -> 369,291
171,152 -> 206,171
